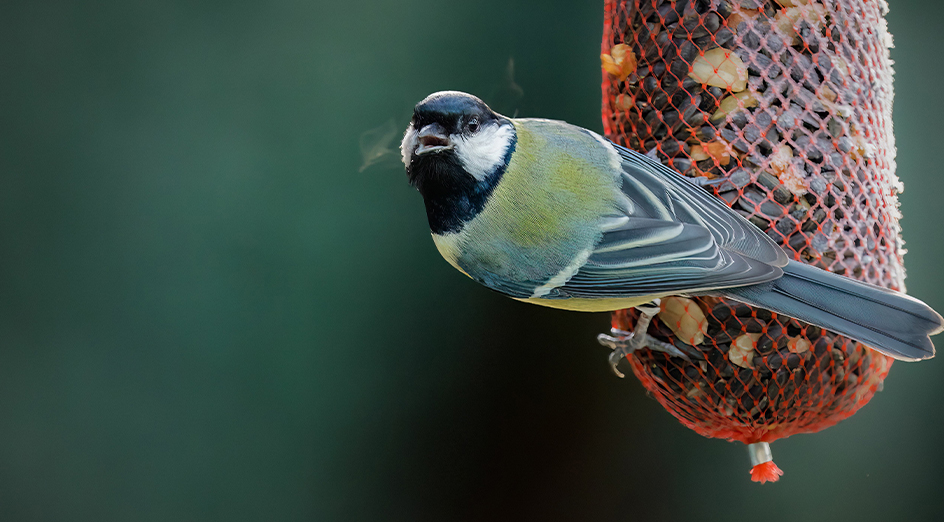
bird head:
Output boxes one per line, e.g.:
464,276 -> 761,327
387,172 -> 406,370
401,91 -> 515,193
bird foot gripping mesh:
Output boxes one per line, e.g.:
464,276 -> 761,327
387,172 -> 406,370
601,0 -> 901,482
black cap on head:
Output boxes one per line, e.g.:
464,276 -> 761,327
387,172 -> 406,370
412,91 -> 499,134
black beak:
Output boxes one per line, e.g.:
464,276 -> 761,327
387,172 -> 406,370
415,123 -> 453,155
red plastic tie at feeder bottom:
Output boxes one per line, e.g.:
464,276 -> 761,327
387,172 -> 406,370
747,442 -> 783,484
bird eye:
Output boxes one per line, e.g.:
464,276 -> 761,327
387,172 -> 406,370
467,117 -> 479,133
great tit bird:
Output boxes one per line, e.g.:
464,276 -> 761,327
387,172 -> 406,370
400,90 -> 943,368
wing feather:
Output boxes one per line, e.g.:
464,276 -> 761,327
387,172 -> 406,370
615,144 -> 789,266
541,144 -> 788,300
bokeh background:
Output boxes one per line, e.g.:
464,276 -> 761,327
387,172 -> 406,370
2,1 -> 943,520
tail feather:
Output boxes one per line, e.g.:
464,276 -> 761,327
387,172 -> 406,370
723,261 -> 943,361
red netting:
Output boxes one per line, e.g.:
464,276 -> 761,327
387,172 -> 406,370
601,0 -> 902,480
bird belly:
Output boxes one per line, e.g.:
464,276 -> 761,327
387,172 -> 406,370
517,295 -> 667,312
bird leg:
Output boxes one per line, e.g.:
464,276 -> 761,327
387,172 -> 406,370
597,299 -> 691,378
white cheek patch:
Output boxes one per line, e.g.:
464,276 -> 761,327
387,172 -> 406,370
400,124 -> 417,168
453,123 -> 515,181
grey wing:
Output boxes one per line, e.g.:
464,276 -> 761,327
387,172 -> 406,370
548,144 -> 789,300
615,143 -> 788,267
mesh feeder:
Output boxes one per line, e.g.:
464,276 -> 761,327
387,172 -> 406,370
600,0 -> 901,482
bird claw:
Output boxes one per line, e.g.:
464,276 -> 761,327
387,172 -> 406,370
608,346 -> 629,379
597,329 -> 635,378
597,329 -> 691,378
597,299 -> 691,378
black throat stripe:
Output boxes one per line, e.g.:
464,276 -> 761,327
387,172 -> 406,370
411,133 -> 517,235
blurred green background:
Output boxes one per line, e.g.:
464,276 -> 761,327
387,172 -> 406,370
2,1 -> 943,520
